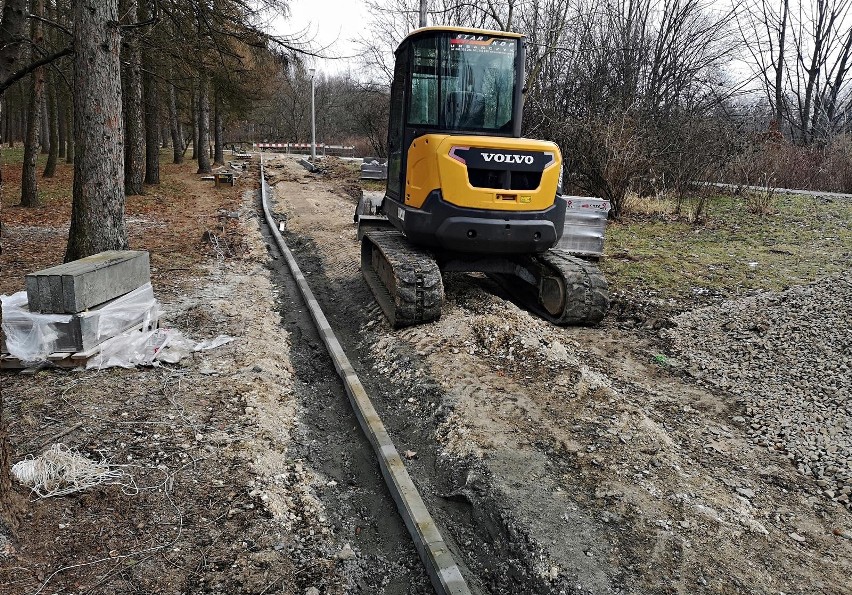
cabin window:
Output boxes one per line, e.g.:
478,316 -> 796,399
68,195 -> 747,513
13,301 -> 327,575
407,33 -> 517,133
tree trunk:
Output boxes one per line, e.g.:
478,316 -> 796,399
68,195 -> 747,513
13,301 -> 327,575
141,0 -> 160,185
168,77 -> 185,164
21,0 -> 46,206
143,74 -> 160,184
121,0 -> 144,195
16,83 -> 26,146
65,0 -> 127,262
40,100 -> 49,154
65,98 -> 74,164
5,96 -> 12,147
191,80 -> 198,160
57,86 -> 67,159
21,82 -> 45,207
213,89 -> 224,166
197,72 -> 211,173
43,71 -> 59,178
0,0 -> 30,84
0,99 -> 5,145
0,0 -> 31,527
775,0 -> 788,132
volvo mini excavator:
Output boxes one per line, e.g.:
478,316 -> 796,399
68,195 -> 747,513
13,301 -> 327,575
357,26 -> 609,328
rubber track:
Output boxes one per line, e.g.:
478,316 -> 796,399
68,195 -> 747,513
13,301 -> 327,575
361,230 -> 444,328
536,249 -> 609,325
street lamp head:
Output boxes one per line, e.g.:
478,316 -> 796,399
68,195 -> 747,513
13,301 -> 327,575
309,67 -> 315,78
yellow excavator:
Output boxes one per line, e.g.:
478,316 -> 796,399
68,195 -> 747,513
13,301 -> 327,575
357,26 -> 608,327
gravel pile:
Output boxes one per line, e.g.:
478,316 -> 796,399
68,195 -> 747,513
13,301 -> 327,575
664,272 -> 852,509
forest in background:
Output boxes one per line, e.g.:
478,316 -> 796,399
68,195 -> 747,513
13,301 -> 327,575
1,0 -> 851,228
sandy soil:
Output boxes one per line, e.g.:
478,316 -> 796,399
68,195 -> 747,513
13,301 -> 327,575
0,160 -> 349,594
266,155 -> 852,595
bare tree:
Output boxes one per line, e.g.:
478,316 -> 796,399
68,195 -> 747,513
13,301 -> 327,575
524,0 -> 739,217
743,0 -> 852,143
739,0 -> 790,130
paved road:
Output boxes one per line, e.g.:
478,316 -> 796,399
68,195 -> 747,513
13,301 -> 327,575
706,182 -> 852,200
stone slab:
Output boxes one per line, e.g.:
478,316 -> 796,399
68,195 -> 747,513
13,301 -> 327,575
25,250 -> 151,314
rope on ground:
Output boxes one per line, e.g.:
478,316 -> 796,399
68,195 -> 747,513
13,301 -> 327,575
11,443 -> 137,498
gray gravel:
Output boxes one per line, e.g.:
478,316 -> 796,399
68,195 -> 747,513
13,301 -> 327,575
664,272 -> 852,509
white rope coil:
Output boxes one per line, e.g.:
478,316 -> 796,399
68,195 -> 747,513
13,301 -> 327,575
11,443 -> 135,498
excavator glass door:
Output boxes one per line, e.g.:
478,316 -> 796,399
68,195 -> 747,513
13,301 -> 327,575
386,29 -> 525,202
408,33 -> 518,132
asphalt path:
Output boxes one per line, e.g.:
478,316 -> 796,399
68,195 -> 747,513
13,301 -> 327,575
706,182 -> 852,200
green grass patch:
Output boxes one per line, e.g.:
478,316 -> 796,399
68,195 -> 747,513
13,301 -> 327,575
602,192 -> 852,305
361,179 -> 385,192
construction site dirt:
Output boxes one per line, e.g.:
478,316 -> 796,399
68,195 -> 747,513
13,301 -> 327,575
1,154 -> 850,594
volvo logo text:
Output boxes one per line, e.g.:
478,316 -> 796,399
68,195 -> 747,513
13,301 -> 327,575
481,153 -> 535,164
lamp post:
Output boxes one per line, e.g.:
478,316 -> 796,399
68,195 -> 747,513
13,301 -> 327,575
309,67 -> 316,160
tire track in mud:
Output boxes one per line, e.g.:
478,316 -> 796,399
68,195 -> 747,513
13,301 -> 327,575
281,241 -> 571,593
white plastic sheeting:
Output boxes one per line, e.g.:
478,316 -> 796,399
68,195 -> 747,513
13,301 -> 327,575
1,282 -> 233,367
1,283 -> 159,362
86,328 -> 233,369
0,292 -> 69,361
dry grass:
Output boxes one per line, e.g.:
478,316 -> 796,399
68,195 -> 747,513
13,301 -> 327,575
744,187 -> 778,215
620,192 -> 674,218
602,190 -> 852,308
0,147 -> 246,296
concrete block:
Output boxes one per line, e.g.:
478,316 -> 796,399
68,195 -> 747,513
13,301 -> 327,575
2,283 -> 157,356
360,158 -> 388,180
25,250 -> 151,314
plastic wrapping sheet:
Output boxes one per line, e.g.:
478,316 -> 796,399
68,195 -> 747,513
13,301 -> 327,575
0,293 -> 71,361
87,329 -> 233,369
1,283 -> 159,362
78,283 -> 159,342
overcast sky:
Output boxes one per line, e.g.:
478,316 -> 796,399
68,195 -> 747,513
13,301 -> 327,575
275,0 -> 373,76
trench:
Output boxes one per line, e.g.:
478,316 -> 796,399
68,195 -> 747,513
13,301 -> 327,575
269,209 -> 597,594
256,194 -> 432,594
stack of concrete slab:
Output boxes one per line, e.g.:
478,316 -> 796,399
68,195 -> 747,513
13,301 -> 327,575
360,157 -> 388,180
556,197 -> 611,257
1,251 -> 158,362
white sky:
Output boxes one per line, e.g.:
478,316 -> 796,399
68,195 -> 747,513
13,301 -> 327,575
275,0 -> 374,77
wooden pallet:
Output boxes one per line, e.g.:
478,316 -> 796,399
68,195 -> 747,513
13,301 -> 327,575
214,172 -> 235,187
